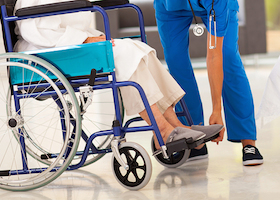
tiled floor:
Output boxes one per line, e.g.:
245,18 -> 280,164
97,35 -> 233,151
0,49 -> 279,199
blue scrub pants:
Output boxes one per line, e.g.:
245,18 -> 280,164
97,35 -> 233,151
154,5 -> 256,142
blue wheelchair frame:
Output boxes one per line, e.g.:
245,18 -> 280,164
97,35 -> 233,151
0,2 -> 194,176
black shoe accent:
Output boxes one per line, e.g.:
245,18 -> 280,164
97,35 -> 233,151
242,145 -> 263,166
187,144 -> 208,161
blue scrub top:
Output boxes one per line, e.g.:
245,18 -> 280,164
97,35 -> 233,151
229,0 -> 239,11
156,0 -> 237,37
161,0 -> 238,11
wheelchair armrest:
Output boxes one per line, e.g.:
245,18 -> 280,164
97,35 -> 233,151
15,0 -> 92,17
92,0 -> 129,7
15,0 -> 130,17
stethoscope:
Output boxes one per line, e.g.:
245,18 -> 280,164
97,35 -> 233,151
187,0 -> 216,49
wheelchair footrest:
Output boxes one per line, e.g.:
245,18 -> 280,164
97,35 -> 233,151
166,138 -> 204,157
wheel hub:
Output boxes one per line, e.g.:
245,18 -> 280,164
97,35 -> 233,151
7,115 -> 24,129
8,118 -> 17,128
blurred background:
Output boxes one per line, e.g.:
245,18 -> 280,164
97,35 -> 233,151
265,0 -> 280,52
0,1 -> 279,199
96,0 -> 280,64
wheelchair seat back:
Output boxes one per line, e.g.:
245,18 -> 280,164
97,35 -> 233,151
0,0 -> 17,51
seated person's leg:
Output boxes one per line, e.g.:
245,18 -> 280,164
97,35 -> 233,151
119,58 -> 203,149
120,55 -> 223,149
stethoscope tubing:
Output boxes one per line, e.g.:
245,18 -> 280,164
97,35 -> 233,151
187,0 -> 217,49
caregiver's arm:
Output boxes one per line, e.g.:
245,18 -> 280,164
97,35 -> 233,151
206,32 -> 225,143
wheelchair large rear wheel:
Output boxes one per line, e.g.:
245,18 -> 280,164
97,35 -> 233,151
0,53 -> 81,191
6,57 -> 124,168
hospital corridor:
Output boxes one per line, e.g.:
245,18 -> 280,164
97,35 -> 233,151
0,0 -> 279,199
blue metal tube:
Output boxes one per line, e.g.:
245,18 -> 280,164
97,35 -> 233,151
9,167 -> 63,175
124,125 -> 155,133
42,148 -> 110,160
1,5 -> 13,52
1,5 -> 112,50
13,77 -> 113,102
80,130 -> 98,154
111,71 -> 123,128
68,129 -> 114,170
114,81 -> 165,147
178,99 -> 194,125
103,4 -> 147,43
53,96 -> 67,141
15,81 -> 115,101
12,91 -> 28,171
123,117 -> 143,129
15,76 -> 109,93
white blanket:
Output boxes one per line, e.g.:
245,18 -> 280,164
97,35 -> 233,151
256,56 -> 280,128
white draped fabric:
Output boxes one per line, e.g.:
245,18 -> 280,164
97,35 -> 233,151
14,0 -> 155,81
256,56 -> 280,128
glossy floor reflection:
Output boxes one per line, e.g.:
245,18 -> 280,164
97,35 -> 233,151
1,54 -> 279,200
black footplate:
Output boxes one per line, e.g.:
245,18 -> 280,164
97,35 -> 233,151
165,132 -> 220,157
166,138 -> 203,157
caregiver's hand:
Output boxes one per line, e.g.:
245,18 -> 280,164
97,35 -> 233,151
209,111 -> 225,144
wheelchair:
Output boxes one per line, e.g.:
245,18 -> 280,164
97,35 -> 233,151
0,0 -> 217,191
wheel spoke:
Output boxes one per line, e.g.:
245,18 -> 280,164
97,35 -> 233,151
0,54 -> 81,191
132,151 -> 140,163
131,168 -> 141,182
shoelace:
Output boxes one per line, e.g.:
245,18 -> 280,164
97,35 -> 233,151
244,147 -> 256,154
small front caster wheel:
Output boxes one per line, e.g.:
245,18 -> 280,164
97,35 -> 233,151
151,137 -> 190,168
112,142 -> 152,190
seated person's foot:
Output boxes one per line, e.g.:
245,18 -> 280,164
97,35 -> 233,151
191,124 -> 224,142
243,145 -> 263,166
166,127 -> 205,143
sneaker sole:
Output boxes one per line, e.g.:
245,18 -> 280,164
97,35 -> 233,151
243,159 -> 264,166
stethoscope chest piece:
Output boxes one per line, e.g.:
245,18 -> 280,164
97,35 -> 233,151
188,0 -> 217,49
193,24 -> 204,36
